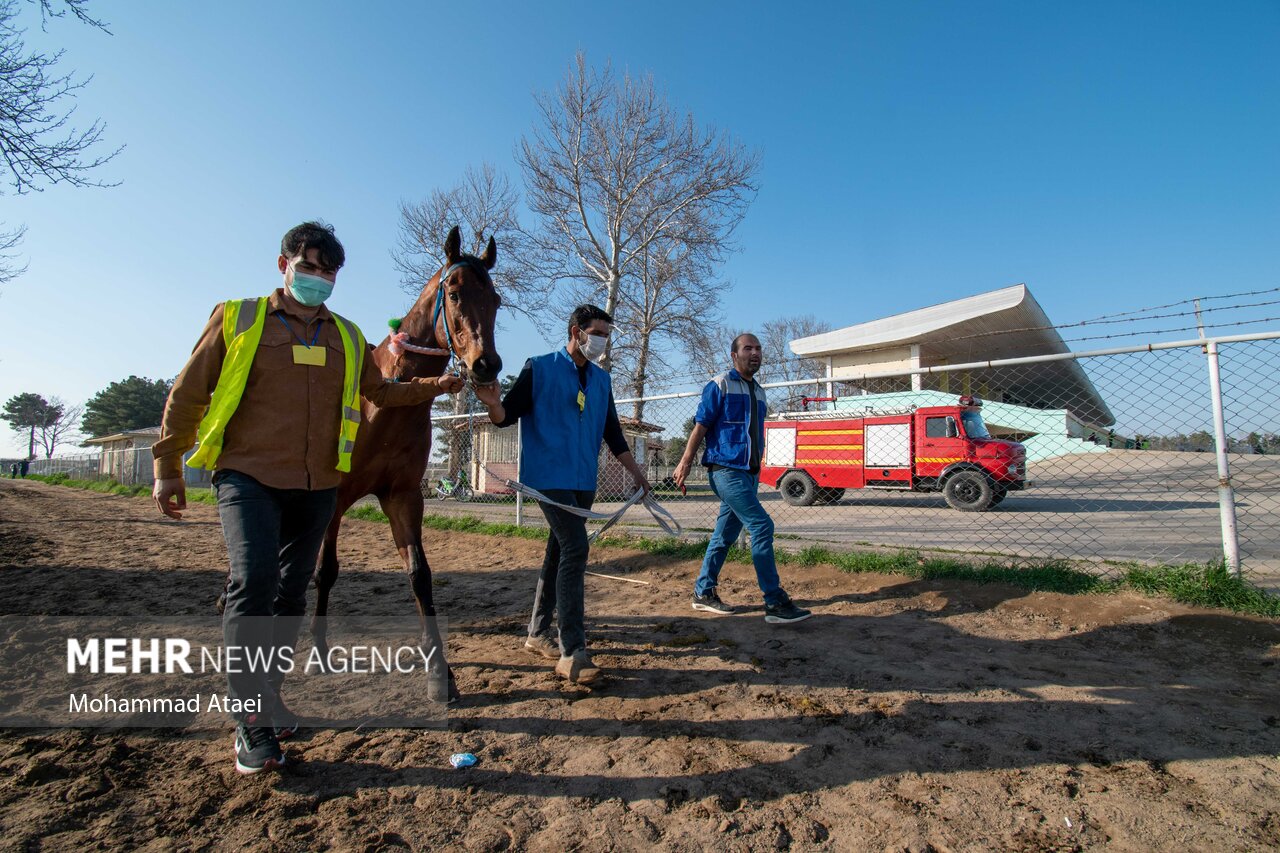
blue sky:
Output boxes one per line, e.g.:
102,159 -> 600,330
1,0 -> 1277,456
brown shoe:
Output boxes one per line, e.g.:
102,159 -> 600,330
523,634 -> 559,659
555,650 -> 602,684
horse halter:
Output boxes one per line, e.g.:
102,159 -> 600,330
430,260 -> 474,358
388,261 -> 478,362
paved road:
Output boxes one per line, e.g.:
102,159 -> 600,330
404,450 -> 1280,591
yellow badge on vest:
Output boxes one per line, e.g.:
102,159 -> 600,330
293,345 -> 327,366
576,390 -> 585,411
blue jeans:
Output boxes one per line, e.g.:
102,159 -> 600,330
530,489 -> 595,657
694,467 -> 784,605
215,469 -> 337,723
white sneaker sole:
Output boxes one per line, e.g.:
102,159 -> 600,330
764,611 -> 813,624
691,602 -> 735,615
234,749 -> 285,775
523,639 -> 559,659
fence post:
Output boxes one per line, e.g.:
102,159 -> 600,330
515,422 -> 523,528
1204,340 -> 1242,577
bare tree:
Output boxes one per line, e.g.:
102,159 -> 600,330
756,314 -> 865,411
681,320 -> 732,384
0,0 -> 119,195
615,240 -> 729,421
26,0 -> 109,29
393,162 -> 539,321
35,396 -> 79,457
0,0 -> 115,288
393,164 -> 538,472
518,52 -> 759,372
0,222 -> 26,285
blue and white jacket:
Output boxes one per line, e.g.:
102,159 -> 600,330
695,369 -> 767,471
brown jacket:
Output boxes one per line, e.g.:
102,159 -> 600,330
152,289 -> 445,490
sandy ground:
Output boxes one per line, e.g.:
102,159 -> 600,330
1,477 -> 1279,852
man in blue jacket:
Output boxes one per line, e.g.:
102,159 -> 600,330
673,333 -> 812,624
475,304 -> 651,684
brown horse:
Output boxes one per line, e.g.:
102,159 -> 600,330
310,225 -> 502,703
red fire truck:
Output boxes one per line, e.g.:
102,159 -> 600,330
759,396 -> 1027,511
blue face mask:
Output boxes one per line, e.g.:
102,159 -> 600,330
288,270 -> 334,307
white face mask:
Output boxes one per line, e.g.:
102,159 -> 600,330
579,332 -> 608,362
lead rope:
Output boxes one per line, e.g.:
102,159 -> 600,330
481,466 -> 682,542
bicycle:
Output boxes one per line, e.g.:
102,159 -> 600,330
435,469 -> 473,502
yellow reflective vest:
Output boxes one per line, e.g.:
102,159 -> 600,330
186,297 -> 366,473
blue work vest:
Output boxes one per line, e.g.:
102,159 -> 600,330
696,369 -> 768,470
521,348 -> 612,491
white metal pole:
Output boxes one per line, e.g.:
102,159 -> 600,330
515,421 -> 523,527
1205,341 -> 1242,576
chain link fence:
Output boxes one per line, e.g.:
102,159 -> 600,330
24,447 -> 210,487
423,333 -> 1280,591
21,334 -> 1279,590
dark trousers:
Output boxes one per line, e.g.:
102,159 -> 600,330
215,469 -> 337,723
530,489 -> 596,657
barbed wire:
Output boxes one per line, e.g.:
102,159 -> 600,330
611,285 -> 1280,393
1062,314 -> 1280,345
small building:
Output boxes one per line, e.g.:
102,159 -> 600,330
83,427 -> 163,485
443,416 -> 664,498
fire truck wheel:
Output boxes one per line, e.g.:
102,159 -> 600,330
943,470 -> 994,511
817,487 -> 846,505
779,471 -> 819,506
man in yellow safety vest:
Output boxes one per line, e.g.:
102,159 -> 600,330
151,221 -> 463,775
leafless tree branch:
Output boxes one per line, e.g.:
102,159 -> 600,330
0,0 -> 120,195
517,51 -> 759,378
392,162 -> 542,322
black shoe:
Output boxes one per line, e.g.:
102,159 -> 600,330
234,722 -> 285,774
692,590 -> 736,615
764,594 -> 812,625
273,702 -> 301,741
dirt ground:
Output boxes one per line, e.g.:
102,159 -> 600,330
2,478 -> 1279,852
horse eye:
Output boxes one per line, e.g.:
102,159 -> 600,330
449,292 -> 461,303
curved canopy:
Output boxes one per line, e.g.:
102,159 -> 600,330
790,284 -> 1114,426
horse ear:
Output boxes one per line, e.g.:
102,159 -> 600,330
480,236 -> 497,270
444,226 -> 461,264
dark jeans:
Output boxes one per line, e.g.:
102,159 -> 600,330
215,469 -> 337,723
530,489 -> 595,657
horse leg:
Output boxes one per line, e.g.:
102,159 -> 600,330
382,487 -> 459,703
309,497 -> 349,665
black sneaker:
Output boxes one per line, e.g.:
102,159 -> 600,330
234,722 -> 285,774
692,590 -> 736,615
273,702 -> 300,741
764,593 -> 812,625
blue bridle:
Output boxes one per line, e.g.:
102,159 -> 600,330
431,261 -> 472,357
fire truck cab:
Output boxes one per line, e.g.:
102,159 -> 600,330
759,396 -> 1027,512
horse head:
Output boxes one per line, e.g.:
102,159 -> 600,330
392,225 -> 504,385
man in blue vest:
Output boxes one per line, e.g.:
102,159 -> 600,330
673,333 -> 812,624
151,222 -> 463,774
474,304 -> 651,684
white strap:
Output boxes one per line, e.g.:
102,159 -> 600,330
482,467 -> 682,541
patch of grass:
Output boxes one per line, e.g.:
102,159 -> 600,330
28,474 -> 151,498
1122,561 -> 1280,618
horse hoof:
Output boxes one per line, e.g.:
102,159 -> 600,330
311,641 -> 331,670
